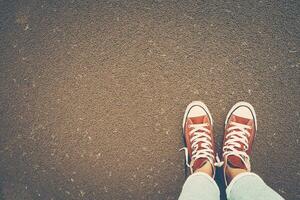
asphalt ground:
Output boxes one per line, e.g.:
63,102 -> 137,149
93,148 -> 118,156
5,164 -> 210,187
0,0 -> 299,199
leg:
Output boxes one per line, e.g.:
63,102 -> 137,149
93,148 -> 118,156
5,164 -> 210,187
226,172 -> 284,200
179,172 -> 220,200
222,102 -> 284,200
179,101 -> 222,200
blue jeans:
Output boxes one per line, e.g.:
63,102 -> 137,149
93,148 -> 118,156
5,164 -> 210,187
178,172 -> 284,200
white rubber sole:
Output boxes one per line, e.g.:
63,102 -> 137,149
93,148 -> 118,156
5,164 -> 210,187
182,101 -> 213,128
225,101 -> 257,131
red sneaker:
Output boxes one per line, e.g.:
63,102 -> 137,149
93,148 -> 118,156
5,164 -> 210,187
222,102 -> 257,185
181,101 -> 222,177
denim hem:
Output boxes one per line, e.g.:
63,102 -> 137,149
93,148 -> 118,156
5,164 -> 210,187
226,172 -> 262,197
188,172 -> 219,192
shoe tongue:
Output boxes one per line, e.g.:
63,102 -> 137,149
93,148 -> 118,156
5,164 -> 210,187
192,158 -> 209,172
227,155 -> 247,169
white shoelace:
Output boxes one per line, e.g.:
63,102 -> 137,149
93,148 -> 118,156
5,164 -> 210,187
180,123 -> 223,173
223,121 -> 251,170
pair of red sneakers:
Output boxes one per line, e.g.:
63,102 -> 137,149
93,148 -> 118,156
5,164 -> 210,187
181,101 -> 257,185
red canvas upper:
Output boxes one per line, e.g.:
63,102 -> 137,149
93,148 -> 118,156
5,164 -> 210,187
223,114 -> 256,169
184,115 -> 216,172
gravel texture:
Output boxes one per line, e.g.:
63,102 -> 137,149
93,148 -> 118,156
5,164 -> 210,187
0,0 -> 299,199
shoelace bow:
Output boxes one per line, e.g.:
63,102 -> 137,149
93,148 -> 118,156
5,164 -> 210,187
223,121 -> 251,170
180,123 -> 223,173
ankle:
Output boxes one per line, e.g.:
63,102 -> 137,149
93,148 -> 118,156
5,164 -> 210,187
194,161 -> 213,177
225,165 -> 247,183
